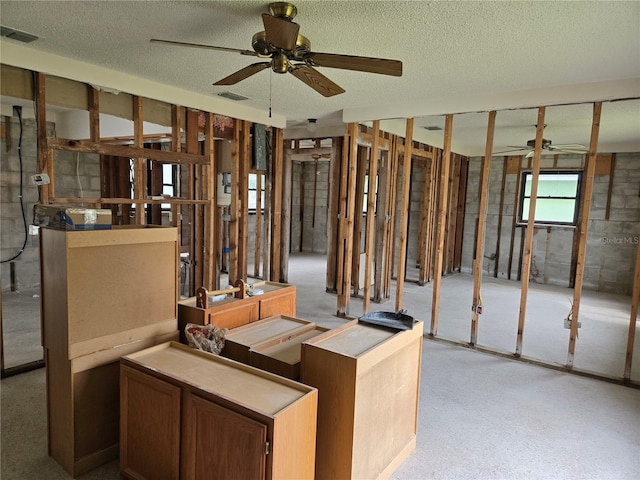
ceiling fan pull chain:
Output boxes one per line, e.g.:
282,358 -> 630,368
269,69 -> 273,118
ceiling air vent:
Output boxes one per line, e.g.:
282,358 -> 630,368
423,126 -> 443,131
217,92 -> 248,101
1,26 -> 38,43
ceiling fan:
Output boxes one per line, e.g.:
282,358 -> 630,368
150,2 -> 402,97
495,138 -> 588,158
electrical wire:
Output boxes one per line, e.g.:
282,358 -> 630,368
1,108 -> 29,263
75,151 -> 84,198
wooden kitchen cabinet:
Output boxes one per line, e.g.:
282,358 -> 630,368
301,320 -> 424,480
40,226 -> 179,477
120,341 -> 317,480
222,314 -> 315,364
178,282 -> 296,337
249,325 -> 329,380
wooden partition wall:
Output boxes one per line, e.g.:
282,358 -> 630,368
24,68 -> 287,296
324,122 -> 468,316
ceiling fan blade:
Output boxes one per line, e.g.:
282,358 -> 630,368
306,52 -> 402,77
553,149 -> 589,154
150,38 -> 258,57
549,144 -> 587,150
493,147 -> 529,154
262,13 -> 300,51
289,65 -> 345,97
213,62 -> 270,86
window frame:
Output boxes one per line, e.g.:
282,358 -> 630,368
517,169 -> 583,227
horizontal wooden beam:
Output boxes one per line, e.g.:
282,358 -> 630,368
396,142 -> 433,159
50,197 -> 209,205
48,137 -> 208,165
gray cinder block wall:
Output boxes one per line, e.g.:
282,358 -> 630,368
461,153 -> 639,295
292,160 -> 329,254
1,117 -> 42,291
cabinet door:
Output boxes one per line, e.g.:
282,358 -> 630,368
120,366 -> 181,480
208,301 -> 259,329
182,393 -> 267,480
259,291 -> 295,318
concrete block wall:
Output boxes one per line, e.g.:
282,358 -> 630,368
292,160 -> 329,254
1,117 -> 42,291
461,153 -> 639,295
391,164 -> 424,277
584,153 -> 640,294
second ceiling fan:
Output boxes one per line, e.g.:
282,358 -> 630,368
151,2 -> 403,97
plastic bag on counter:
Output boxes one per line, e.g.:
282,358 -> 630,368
184,323 -> 227,354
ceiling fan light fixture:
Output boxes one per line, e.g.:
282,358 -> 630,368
272,53 -> 289,74
307,119 -> 317,132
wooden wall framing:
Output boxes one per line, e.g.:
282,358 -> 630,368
29,69 -> 285,298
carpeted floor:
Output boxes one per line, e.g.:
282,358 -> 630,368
1,252 -> 639,479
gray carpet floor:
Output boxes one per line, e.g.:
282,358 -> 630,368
1,252 -> 639,479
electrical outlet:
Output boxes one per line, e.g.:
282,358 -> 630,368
564,318 -> 581,329
31,173 -> 50,185
29,225 -> 40,236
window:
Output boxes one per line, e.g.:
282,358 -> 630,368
518,171 -> 581,226
248,173 -> 265,211
362,173 -> 379,214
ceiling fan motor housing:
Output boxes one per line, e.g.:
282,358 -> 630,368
526,138 -> 552,149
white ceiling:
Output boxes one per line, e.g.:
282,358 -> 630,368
1,0 -> 639,156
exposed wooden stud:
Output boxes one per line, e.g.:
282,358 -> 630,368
567,102 -> 602,368
362,120 -> 380,313
384,136 -> 399,299
325,138 -> 341,293
624,242 -> 640,380
395,118 -> 414,311
470,110 -> 496,346
453,156 -> 468,271
133,96 -> 146,225
229,119 -> 241,285
417,161 -> 431,285
425,149 -> 439,283
238,120 -> 251,281
270,128 -> 284,282
254,172 -> 263,278
605,153 -> 616,220
337,123 -> 359,317
35,73 -> 52,203
373,148 -> 389,302
351,145 -> 368,295
494,156 -> 507,277
185,109 -> 201,293
88,86 -> 100,142
507,157 -> 523,280
172,105 -> 182,153
431,114 -> 454,336
516,106 -> 546,357
281,149 -> 292,283
203,112 -> 216,290
336,127 -> 350,302
447,154 -> 462,273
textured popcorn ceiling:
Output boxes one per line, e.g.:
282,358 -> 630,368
1,0 -> 639,155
